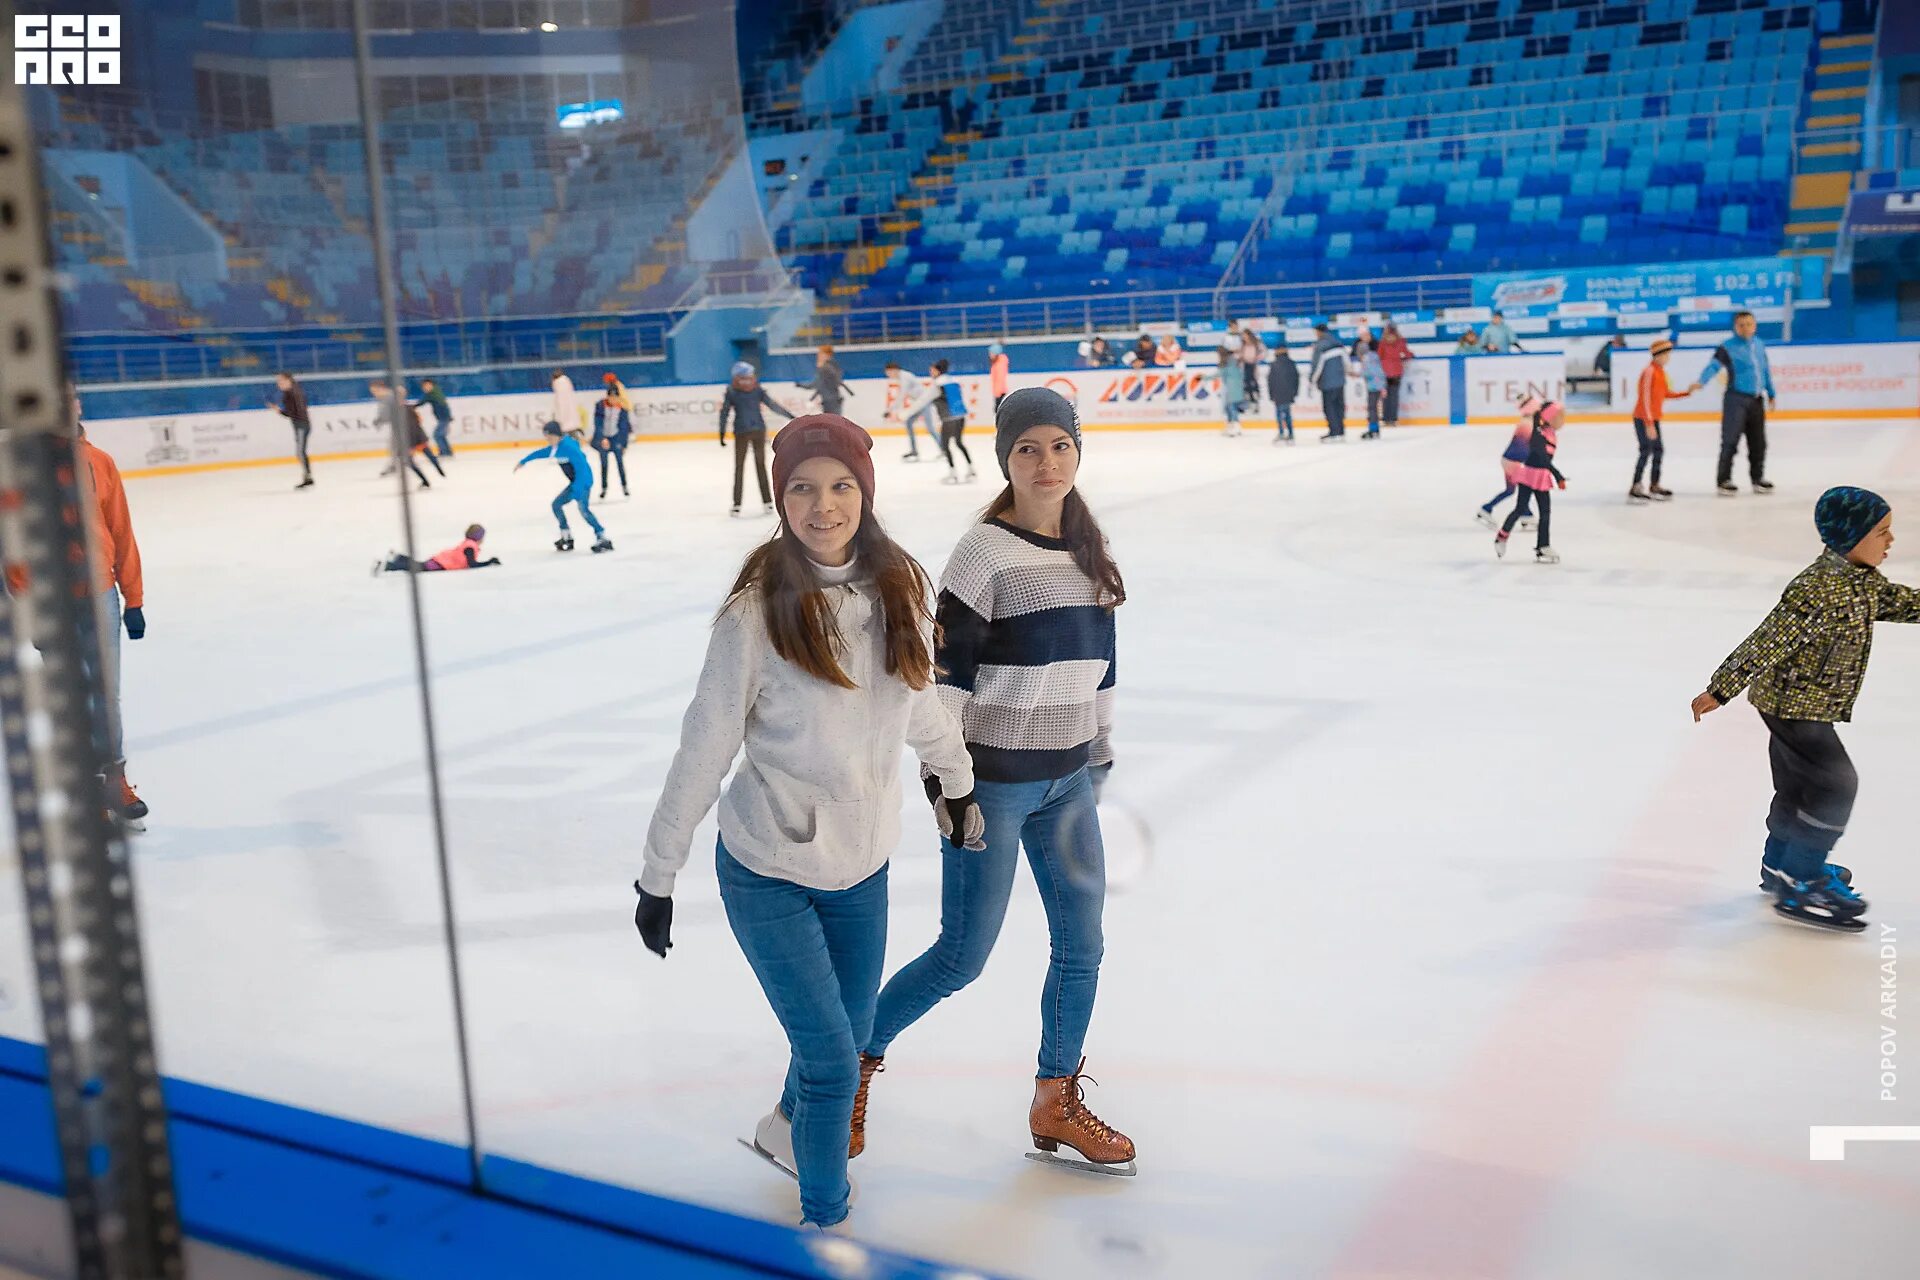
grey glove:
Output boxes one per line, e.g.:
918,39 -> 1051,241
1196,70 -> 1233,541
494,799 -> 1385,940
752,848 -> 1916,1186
923,775 -> 986,851
1089,761 -> 1111,804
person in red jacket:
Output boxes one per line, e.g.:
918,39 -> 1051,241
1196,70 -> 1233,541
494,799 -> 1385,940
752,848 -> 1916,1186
71,387 -> 148,826
1377,324 -> 1413,429
989,342 -> 1011,410
1629,338 -> 1688,503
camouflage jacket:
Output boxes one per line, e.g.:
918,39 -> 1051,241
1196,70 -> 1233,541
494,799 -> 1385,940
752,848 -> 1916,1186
1709,549 -> 1920,722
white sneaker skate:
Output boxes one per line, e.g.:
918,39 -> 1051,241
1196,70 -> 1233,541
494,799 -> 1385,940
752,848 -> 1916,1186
740,1108 -> 860,1203
1535,547 -> 1561,565
742,1108 -> 797,1180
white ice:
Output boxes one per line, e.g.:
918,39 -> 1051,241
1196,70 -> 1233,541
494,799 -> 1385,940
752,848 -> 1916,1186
3,414 -> 1919,1279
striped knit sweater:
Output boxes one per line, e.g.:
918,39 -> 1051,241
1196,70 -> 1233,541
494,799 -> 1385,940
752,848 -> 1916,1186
936,519 -> 1117,783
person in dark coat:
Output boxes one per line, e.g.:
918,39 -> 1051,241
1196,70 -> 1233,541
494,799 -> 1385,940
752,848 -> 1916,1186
1266,346 -> 1299,444
1308,325 -> 1349,441
718,362 -> 795,516
271,371 -> 314,488
800,346 -> 849,416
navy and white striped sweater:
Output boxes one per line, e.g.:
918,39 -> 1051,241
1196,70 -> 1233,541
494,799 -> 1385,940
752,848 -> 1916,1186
936,519 -> 1117,783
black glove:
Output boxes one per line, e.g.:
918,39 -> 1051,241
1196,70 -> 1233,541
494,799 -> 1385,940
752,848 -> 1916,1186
924,775 -> 987,851
1089,761 -> 1111,804
633,881 -> 673,957
122,606 -> 146,640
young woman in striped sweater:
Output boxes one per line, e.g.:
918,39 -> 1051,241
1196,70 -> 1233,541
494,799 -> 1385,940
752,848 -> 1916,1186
852,387 -> 1137,1176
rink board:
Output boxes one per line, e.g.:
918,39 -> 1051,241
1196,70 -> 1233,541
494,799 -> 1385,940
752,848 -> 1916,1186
83,340 -> 1918,480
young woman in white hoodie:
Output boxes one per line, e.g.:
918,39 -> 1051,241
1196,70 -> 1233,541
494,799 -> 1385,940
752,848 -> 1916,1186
633,414 -> 984,1232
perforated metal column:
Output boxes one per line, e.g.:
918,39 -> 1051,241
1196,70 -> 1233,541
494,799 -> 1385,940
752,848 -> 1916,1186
0,20 -> 187,1278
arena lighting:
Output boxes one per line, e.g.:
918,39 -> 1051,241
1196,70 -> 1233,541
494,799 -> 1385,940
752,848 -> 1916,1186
539,20 -> 558,31
557,98 -> 624,129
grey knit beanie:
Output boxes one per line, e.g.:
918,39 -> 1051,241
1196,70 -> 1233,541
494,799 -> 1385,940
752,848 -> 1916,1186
994,387 -> 1081,479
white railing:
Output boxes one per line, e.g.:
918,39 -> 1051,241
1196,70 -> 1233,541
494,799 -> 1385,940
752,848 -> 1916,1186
806,273 -> 1472,347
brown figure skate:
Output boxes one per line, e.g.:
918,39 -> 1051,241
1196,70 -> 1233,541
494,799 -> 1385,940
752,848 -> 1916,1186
848,1053 -> 883,1158
1026,1057 -> 1136,1177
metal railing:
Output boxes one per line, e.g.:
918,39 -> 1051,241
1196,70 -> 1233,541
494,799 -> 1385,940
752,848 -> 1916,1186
1858,124 -> 1920,174
804,274 -> 1472,347
67,312 -> 671,386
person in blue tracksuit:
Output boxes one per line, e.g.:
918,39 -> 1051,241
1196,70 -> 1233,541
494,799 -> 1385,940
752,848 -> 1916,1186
593,392 -> 632,499
1692,310 -> 1778,496
516,422 -> 612,552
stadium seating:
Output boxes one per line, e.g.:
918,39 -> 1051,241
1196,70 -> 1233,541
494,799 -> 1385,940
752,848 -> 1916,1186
35,0 -> 1829,345
37,92 -> 734,334
756,0 -> 1814,308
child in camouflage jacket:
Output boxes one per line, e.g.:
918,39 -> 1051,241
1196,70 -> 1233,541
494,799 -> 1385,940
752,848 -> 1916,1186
1691,487 -> 1917,931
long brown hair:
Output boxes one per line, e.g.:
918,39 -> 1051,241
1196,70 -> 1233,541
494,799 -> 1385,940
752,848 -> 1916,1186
983,485 -> 1126,610
721,511 -> 939,690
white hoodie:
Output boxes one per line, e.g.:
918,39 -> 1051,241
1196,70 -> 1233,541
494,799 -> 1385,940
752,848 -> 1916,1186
640,556 -> 975,896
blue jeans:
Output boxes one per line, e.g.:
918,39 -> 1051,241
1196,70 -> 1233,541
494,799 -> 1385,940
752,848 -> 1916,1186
551,486 -> 605,536
868,767 -> 1105,1079
1481,482 -> 1518,513
433,421 -> 452,456
717,840 -> 887,1228
1275,405 -> 1294,440
93,586 -> 124,767
903,405 -> 937,454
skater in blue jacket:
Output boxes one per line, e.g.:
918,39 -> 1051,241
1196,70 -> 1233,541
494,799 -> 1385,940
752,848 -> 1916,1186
516,422 -> 612,552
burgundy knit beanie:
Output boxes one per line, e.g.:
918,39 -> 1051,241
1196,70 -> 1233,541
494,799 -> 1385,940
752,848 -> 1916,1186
771,414 -> 876,507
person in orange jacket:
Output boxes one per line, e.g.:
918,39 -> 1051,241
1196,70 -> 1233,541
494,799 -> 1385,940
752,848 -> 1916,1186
1628,338 -> 1688,503
71,385 -> 149,827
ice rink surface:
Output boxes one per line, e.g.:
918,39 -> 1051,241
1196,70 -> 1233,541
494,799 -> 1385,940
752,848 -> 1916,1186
4,413 -> 1919,1278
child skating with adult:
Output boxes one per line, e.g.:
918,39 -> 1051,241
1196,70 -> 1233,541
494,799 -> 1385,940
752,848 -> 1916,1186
852,387 -> 1137,1177
516,422 -> 611,552
592,391 -> 631,499
1493,397 -> 1565,564
1628,338 -> 1686,503
632,414 -> 985,1232
1475,397 -> 1545,530
1694,310 -> 1777,496
719,362 -> 794,517
1690,488 -> 1916,932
